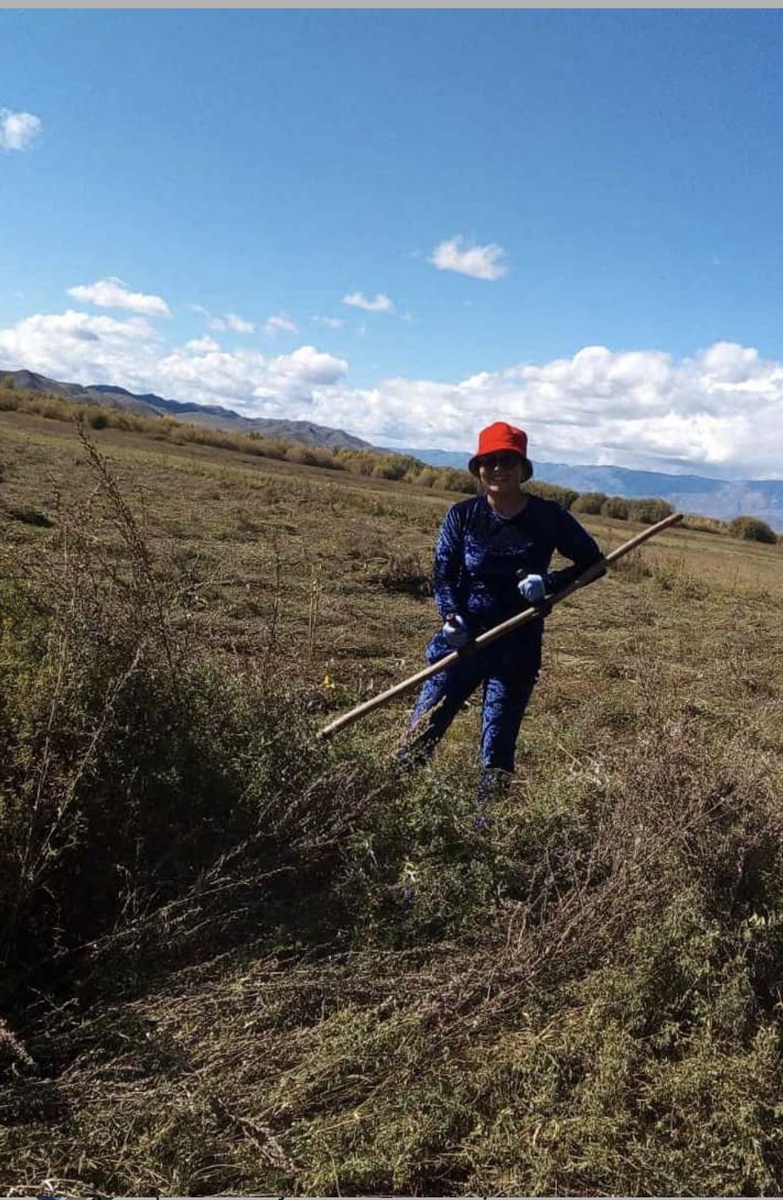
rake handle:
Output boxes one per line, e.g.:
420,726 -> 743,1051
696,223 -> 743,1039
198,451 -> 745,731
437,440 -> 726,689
317,510 -> 683,740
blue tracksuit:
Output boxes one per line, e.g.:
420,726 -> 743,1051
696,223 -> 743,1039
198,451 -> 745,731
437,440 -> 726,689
401,493 -> 603,775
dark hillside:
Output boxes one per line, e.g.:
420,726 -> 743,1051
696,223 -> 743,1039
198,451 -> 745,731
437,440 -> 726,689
1,408 -> 783,1196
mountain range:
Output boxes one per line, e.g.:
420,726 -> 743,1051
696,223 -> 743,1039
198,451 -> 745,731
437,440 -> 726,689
3,367 -> 783,531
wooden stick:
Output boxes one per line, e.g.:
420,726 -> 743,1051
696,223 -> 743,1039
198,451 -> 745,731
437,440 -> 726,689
318,510 -> 684,740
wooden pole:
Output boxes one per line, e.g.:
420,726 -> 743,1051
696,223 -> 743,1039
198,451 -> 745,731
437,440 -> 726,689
318,510 -> 684,740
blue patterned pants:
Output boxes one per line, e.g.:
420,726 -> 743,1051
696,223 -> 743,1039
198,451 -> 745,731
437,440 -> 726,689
399,629 -> 540,775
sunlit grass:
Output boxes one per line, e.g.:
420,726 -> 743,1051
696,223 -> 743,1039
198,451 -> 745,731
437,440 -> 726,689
2,408 -> 783,1196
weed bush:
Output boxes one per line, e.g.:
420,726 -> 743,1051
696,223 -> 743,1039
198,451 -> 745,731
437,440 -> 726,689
572,490 -> 608,515
439,466 -> 477,494
626,497 -> 674,522
682,513 -> 729,535
600,496 -> 674,523
601,495 -> 631,519
374,552 -> 432,597
729,515 -> 778,544
527,480 -> 579,509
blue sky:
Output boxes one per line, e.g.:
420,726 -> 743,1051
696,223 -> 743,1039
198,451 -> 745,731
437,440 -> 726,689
2,8 -> 783,477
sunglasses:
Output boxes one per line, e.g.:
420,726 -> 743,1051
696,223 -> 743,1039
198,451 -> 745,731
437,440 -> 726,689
478,451 -> 522,470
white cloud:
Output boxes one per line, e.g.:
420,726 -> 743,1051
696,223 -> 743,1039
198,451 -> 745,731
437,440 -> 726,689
0,309 -> 159,391
197,309 -> 255,333
184,336 -> 220,353
428,236 -> 508,281
274,344 -> 346,384
67,278 -> 171,318
153,343 -> 348,417
264,313 -> 299,336
342,292 -> 395,313
0,108 -> 42,151
313,315 -> 344,330
224,313 -> 255,334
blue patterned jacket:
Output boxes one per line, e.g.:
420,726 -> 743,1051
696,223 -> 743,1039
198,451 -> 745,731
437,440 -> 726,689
432,493 -> 603,646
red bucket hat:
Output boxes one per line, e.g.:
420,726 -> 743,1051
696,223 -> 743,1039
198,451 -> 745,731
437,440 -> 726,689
468,421 -> 533,482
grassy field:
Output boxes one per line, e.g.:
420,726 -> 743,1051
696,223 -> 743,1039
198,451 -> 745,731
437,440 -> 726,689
2,407 -> 783,1196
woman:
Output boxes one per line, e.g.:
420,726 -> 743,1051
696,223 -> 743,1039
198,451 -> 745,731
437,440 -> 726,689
398,421 -> 604,801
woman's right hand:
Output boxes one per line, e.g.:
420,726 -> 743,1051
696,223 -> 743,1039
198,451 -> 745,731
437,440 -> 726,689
442,614 -> 470,649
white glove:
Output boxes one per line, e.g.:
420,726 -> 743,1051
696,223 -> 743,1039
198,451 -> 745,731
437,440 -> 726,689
517,573 -> 548,604
442,613 -> 470,649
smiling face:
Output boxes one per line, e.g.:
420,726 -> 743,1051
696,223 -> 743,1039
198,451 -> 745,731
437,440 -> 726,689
477,451 -> 525,505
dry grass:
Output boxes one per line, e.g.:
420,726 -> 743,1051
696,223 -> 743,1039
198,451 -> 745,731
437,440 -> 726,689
2,409 -> 783,1196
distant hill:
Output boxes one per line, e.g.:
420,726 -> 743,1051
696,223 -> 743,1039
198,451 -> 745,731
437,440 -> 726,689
398,447 -> 783,532
0,369 -> 373,452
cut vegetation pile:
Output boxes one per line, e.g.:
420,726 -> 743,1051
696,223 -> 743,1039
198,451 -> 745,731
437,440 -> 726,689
2,408 -> 783,1196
